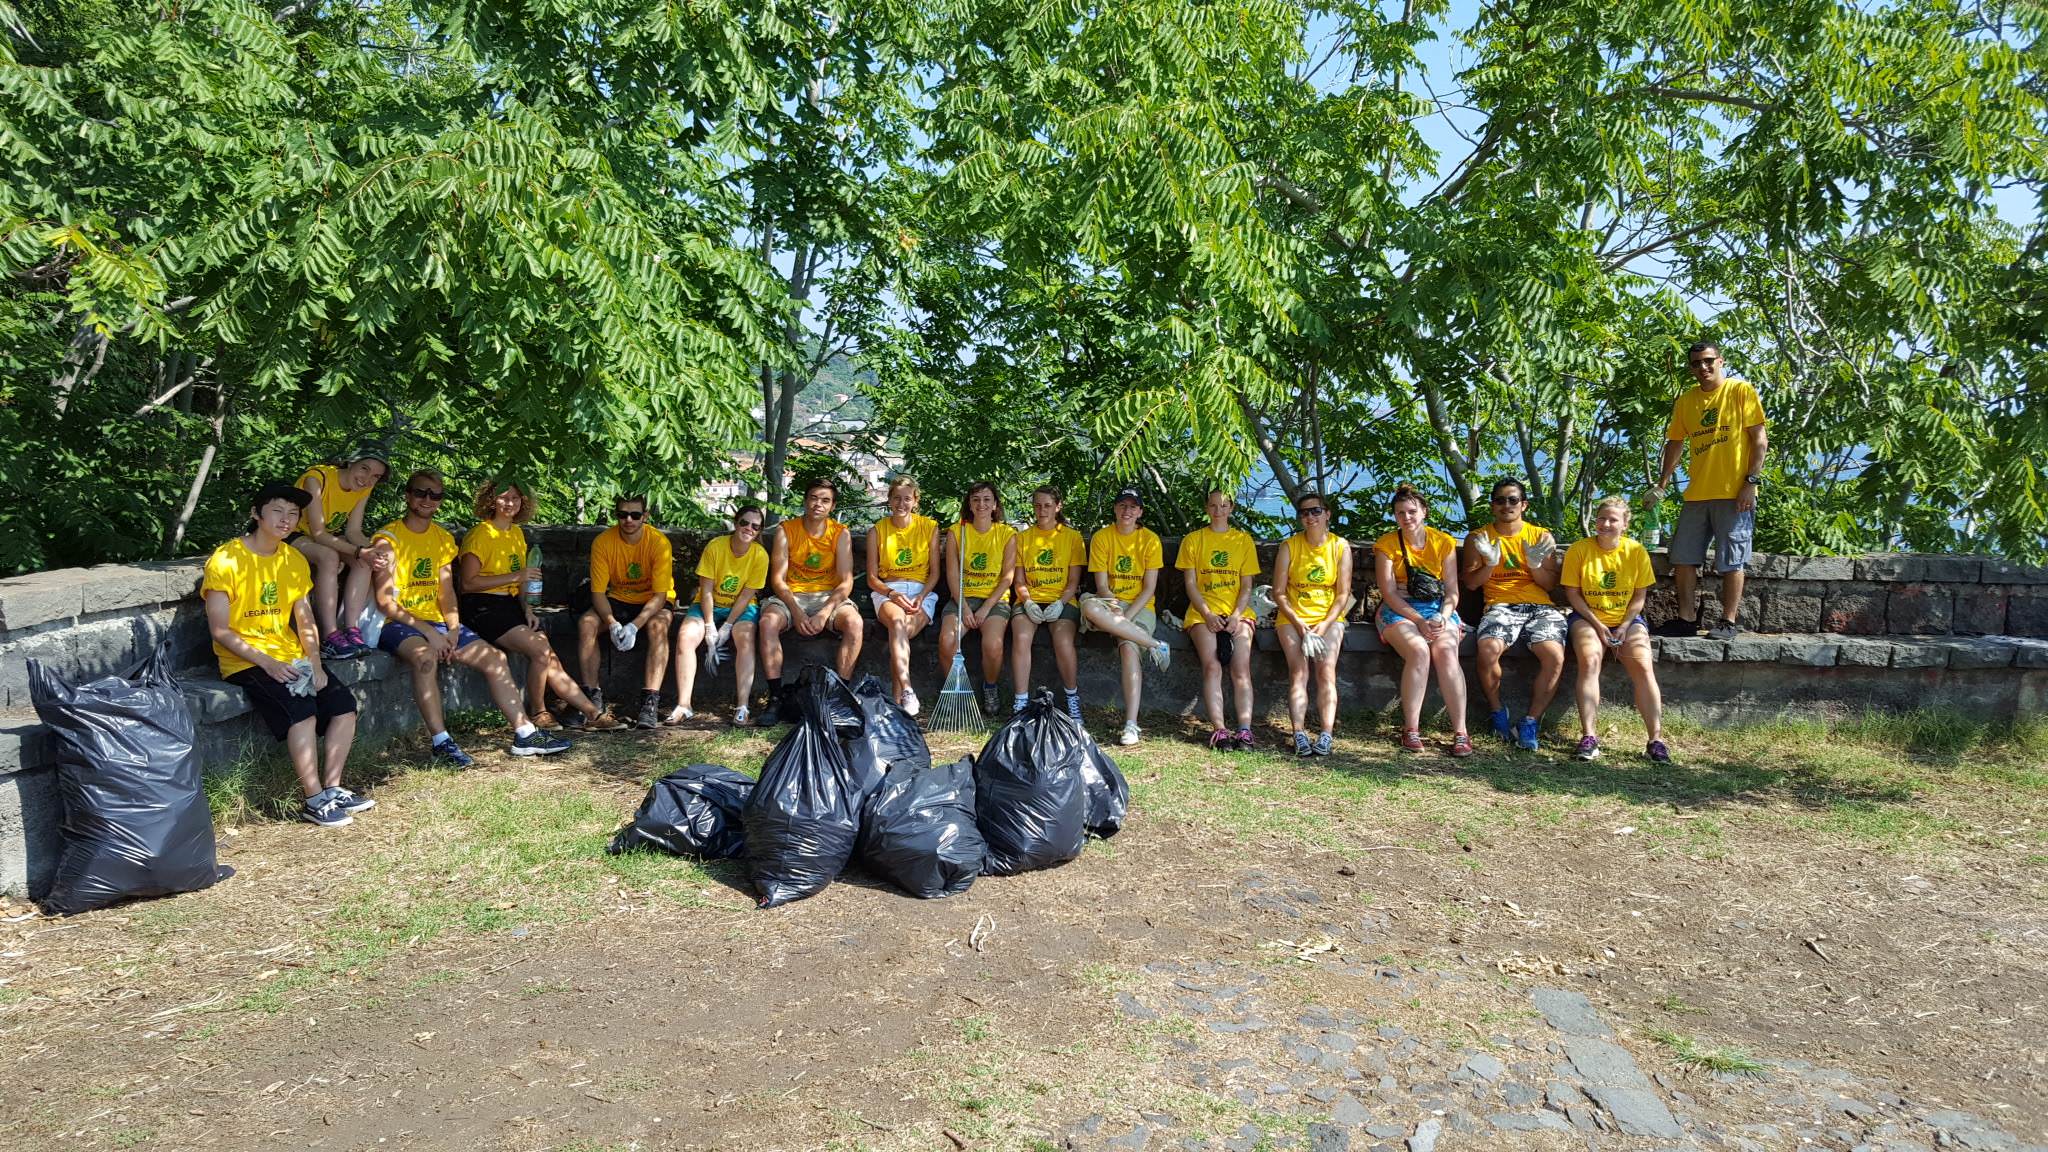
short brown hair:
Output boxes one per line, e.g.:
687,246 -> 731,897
473,478 -> 536,524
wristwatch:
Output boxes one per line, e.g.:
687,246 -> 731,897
1743,474 -> 1762,486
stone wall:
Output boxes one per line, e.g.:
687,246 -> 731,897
2,533 -> 2044,899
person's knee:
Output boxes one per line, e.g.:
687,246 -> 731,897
578,611 -> 600,634
407,650 -> 435,675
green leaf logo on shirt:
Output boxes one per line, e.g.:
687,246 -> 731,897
1600,570 -> 1617,590
805,551 -> 824,569
969,553 -> 988,571
1114,556 -> 1133,574
1036,548 -> 1054,566
1210,550 -> 1229,568
718,575 -> 740,594
1503,552 -> 1520,570
259,580 -> 278,606
895,546 -> 913,567
1306,564 -> 1326,583
626,562 -> 643,580
411,557 -> 432,580
1700,407 -> 1719,428
506,551 -> 522,571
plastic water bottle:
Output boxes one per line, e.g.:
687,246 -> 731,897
1638,494 -> 1665,548
525,544 -> 544,606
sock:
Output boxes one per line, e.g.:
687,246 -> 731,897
1064,689 -> 1082,724
982,680 -> 998,694
431,730 -> 451,746
1014,691 -> 1030,711
514,722 -> 537,738
581,684 -> 601,699
767,676 -> 783,701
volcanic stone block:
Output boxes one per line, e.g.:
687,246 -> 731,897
1759,587 -> 1824,634
1654,637 -> 1726,663
1947,638 -> 2017,670
2008,591 -> 2048,638
1981,559 -> 2048,585
1952,587 -> 2008,636
1888,639 -> 1952,669
1776,637 -> 1839,667
1820,583 -> 1888,635
0,573 -> 81,632
1831,637 -> 1894,668
1775,556 -> 1856,581
1855,554 -> 1982,583
1724,634 -> 1780,663
1886,584 -> 1953,636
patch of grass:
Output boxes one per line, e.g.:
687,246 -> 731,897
0,987 -> 29,1005
1644,1026 -> 1768,1074
1655,994 -> 1706,1015
109,1128 -> 154,1149
203,747 -> 307,824
1075,962 -> 1139,995
958,1015 -> 993,1043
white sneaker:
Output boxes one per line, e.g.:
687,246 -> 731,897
1118,722 -> 1141,747
732,705 -> 751,726
900,687 -> 921,717
1149,641 -> 1172,671
663,705 -> 693,726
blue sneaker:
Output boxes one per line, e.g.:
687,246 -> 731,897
510,728 -> 572,757
431,738 -> 475,769
335,787 -> 376,814
1489,707 -> 1512,741
300,788 -> 353,828
1515,717 -> 1540,752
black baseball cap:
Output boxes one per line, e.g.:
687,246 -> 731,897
251,481 -> 311,510
1113,487 -> 1144,508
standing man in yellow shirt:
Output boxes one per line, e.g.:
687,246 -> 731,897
1652,340 -> 1769,641
575,494 -> 675,730
202,481 -> 366,828
1460,478 -> 1565,751
1080,488 -> 1173,747
373,470 -> 573,764
757,477 -> 864,726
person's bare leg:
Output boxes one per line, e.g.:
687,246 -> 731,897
320,713 -> 356,790
1430,629 -> 1468,735
938,613 -> 962,672
295,538 -> 341,636
1570,624 -> 1604,737
1050,620 -> 1079,691
759,607 -> 787,681
832,605 -> 864,681
1279,623 -> 1309,732
1191,626 -> 1224,731
1316,623 -> 1344,734
1229,621 -> 1255,730
507,627 -> 598,716
400,638 -> 446,733
1385,624 -> 1431,732
642,612 -> 671,693
576,610 -> 603,690
732,621 -> 758,706
285,718 -> 323,797
878,601 -> 912,699
339,556 -> 373,631
978,618 -> 1007,686
1476,636 -> 1506,713
1009,614 -> 1038,690
1116,641 -> 1143,727
452,642 -> 528,728
1718,569 -> 1746,624
1621,632 -> 1664,741
1672,564 -> 1699,622
673,616 -> 707,712
1081,599 -> 1157,649
1527,640 -> 1566,720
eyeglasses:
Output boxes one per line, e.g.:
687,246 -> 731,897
1689,357 -> 1720,369
1490,496 -> 1522,505
615,509 -> 645,520
737,520 -> 763,530
1299,507 -> 1328,518
408,487 -> 444,501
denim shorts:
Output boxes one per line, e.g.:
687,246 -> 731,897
1377,599 -> 1461,635
377,619 -> 482,655
685,602 -> 759,624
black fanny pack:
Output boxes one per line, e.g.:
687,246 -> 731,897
1400,534 -> 1445,602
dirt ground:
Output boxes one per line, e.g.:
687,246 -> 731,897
1,714 -> 2043,1151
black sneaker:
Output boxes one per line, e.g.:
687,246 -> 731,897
430,738 -> 475,769
634,696 -> 662,730
334,787 -> 376,814
300,788 -> 353,828
755,696 -> 789,727
978,684 -> 1001,718
510,729 -> 572,756
1651,617 -> 1700,638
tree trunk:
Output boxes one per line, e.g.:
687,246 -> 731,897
1417,374 -> 1478,514
164,377 -> 230,557
1238,396 -> 1303,507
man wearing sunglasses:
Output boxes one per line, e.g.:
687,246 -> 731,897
372,470 -> 572,764
1461,478 -> 1565,751
575,495 -> 675,729
1651,340 -> 1769,641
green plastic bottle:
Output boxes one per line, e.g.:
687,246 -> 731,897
525,544 -> 544,606
1638,492 -> 1665,548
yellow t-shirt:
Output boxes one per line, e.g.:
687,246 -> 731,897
1282,533 -> 1348,627
1469,521 -> 1554,607
694,535 -> 769,610
1175,527 -> 1260,627
1088,526 -> 1165,612
1665,378 -> 1766,501
872,514 -> 938,583
1374,527 -> 1460,602
1561,536 -> 1657,627
779,518 -> 845,595
950,521 -> 1016,603
296,463 -> 373,535
202,537 -> 312,677
589,524 -> 674,605
459,521 -> 528,598
375,519 -> 459,624
1014,524 -> 1086,604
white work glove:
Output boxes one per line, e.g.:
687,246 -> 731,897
1472,532 -> 1502,565
1302,631 -> 1326,660
1248,584 -> 1277,626
703,623 -> 726,671
610,621 -> 636,651
286,658 -> 318,697
1526,533 -> 1557,569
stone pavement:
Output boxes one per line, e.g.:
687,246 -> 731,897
1055,869 -> 2043,1152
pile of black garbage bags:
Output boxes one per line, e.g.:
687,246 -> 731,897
608,667 -> 1127,907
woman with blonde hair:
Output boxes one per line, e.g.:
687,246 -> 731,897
456,478 -> 618,730
1374,484 -> 1471,756
1008,485 -> 1087,726
867,475 -> 942,715
1274,491 -> 1352,756
1560,496 -> 1668,762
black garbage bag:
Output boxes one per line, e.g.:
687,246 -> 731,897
1077,740 -> 1130,839
846,673 -> 931,786
745,669 -> 869,907
972,689 -> 1088,875
27,644 -> 218,915
857,757 -> 985,899
607,764 -> 754,859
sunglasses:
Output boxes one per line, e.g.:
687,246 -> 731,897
408,487 -> 444,501
737,520 -> 763,530
1490,495 -> 1523,505
615,509 -> 645,520
1299,506 -> 1328,518
1689,357 -> 1720,369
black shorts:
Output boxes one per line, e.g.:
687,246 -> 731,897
227,667 -> 357,742
459,593 -> 529,643
569,581 -> 663,623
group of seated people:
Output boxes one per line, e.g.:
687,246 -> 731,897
202,455 -> 1684,828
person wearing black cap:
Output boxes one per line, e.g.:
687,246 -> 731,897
201,482 -> 368,828
291,447 -> 391,662
1080,487 -> 1173,746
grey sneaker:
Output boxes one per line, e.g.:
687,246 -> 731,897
634,696 -> 662,730
1312,731 -> 1334,756
300,788 -> 353,827
511,729 -> 572,756
1705,618 -> 1740,641
1149,640 -> 1172,671
1294,731 -> 1313,757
